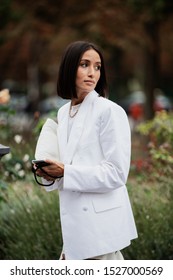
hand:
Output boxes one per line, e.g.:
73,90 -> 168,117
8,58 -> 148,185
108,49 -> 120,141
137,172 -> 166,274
37,159 -> 64,180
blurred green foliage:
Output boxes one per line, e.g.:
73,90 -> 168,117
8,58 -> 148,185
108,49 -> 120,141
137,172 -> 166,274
0,104 -> 16,140
123,110 -> 173,259
124,175 -> 173,259
0,105 -> 62,259
0,184 -> 62,259
137,110 -> 173,165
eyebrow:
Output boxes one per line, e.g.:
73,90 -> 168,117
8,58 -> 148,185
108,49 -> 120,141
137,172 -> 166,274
80,59 -> 101,64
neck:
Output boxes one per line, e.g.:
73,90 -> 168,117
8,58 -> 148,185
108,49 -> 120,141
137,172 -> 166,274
71,99 -> 83,106
71,90 -> 90,106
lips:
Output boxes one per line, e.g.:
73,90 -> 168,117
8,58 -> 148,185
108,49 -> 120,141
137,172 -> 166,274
84,80 -> 95,85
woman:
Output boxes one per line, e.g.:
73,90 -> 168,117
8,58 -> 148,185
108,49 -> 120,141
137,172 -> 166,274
35,41 -> 137,260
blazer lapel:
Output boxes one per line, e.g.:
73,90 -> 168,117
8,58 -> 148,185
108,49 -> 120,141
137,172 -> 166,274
57,102 -> 70,161
63,90 -> 98,164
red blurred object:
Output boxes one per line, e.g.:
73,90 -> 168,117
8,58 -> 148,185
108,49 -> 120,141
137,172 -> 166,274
129,103 -> 144,120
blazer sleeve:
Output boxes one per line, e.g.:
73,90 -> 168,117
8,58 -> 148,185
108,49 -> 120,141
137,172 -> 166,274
63,104 -> 131,193
43,178 -> 63,192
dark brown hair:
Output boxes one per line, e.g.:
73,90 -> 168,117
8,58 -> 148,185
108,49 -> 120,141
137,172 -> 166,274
57,41 -> 108,99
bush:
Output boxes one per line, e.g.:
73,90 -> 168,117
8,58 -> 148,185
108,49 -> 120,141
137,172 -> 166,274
123,178 -> 173,260
136,110 -> 173,166
123,111 -> 173,259
0,108 -> 62,260
0,181 -> 62,260
0,103 -> 34,184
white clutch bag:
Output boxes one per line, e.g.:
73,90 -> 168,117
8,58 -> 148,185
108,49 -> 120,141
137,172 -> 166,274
35,118 -> 60,161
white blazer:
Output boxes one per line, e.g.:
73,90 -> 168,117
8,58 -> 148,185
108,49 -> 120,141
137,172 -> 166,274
45,90 -> 137,260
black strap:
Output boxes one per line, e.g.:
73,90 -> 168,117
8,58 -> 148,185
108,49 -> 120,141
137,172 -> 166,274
32,165 -> 63,187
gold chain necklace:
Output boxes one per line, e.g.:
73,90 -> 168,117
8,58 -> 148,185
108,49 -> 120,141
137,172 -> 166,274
69,105 -> 80,118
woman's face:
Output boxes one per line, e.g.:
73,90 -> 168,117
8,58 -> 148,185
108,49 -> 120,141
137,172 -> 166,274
75,49 -> 101,100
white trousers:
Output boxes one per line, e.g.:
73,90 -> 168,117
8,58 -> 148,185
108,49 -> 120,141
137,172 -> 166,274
86,251 -> 124,260
59,251 -> 124,260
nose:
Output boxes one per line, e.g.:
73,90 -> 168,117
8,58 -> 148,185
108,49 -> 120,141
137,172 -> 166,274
88,66 -> 95,77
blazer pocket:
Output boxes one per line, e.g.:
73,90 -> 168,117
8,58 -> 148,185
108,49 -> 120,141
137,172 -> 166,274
92,189 -> 123,213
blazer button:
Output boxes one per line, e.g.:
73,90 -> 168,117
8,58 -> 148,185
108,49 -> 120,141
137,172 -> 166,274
83,207 -> 88,211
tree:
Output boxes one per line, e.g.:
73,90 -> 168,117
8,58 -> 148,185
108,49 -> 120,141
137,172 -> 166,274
0,0 -> 173,118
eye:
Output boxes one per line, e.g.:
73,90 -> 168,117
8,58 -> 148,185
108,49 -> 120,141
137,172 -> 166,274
80,62 -> 88,68
95,65 -> 101,71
